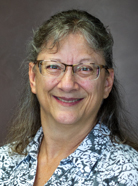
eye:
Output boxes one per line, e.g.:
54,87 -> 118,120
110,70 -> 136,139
46,64 -> 61,70
43,61 -> 64,75
74,63 -> 96,77
76,65 -> 94,73
79,66 -> 93,71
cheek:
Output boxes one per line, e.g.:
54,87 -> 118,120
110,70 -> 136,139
80,79 -> 105,102
79,80 -> 96,93
37,77 -> 59,92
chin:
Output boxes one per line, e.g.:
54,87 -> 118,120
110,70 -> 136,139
55,113 -> 79,125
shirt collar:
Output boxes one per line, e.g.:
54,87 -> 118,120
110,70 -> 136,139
26,127 -> 43,160
65,124 -> 111,173
26,123 -> 111,172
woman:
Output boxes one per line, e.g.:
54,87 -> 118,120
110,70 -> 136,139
0,10 -> 138,186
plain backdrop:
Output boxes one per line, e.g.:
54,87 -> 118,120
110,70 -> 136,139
0,0 -> 138,145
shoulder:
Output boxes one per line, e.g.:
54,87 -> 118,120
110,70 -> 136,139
97,142 -> 138,185
0,143 -> 23,166
104,141 -> 138,165
0,144 -> 25,182
0,143 -> 24,160
0,144 -> 13,162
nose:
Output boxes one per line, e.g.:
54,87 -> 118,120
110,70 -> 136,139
57,67 -> 79,92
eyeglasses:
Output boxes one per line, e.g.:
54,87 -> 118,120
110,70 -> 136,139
34,60 -> 109,80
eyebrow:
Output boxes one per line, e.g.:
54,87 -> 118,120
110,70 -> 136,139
49,58 -> 97,64
79,58 -> 96,63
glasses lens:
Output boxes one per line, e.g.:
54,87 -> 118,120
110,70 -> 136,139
40,61 -> 65,76
38,61 -> 101,80
74,63 -> 99,79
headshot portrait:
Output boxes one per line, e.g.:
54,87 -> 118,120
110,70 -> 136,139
0,1 -> 138,185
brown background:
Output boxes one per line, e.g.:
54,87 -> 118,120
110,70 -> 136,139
0,0 -> 138,145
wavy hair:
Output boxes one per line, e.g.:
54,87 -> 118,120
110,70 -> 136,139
7,9 -> 138,154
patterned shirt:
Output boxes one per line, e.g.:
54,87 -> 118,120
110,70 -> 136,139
0,124 -> 138,186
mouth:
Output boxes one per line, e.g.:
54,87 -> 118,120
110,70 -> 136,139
53,96 -> 83,104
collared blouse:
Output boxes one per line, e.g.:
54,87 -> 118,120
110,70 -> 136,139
0,124 -> 138,186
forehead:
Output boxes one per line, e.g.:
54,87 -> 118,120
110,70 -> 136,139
37,34 -> 105,64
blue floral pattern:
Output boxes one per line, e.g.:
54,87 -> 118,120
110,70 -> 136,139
0,124 -> 138,185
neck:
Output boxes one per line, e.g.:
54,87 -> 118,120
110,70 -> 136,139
40,113 -> 96,161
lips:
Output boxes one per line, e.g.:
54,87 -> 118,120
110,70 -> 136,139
57,97 -> 81,103
53,96 -> 83,103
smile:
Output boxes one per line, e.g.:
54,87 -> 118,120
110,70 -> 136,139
53,96 -> 83,105
57,97 -> 81,103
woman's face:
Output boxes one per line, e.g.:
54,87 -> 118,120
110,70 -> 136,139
29,34 -> 114,128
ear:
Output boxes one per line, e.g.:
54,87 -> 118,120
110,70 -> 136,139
29,62 -> 37,94
103,68 -> 114,99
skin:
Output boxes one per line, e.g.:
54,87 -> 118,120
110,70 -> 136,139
29,33 -> 114,185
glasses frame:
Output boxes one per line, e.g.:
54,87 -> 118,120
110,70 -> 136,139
34,60 -> 109,80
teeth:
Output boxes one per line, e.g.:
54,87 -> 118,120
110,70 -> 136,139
57,97 -> 80,103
